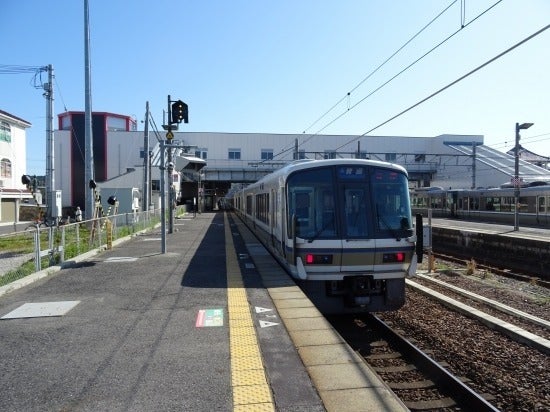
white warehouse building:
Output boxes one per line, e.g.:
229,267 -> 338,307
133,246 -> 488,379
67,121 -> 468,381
53,116 -> 550,213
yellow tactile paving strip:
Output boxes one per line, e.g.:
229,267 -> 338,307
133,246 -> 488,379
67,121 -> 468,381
225,213 -> 275,412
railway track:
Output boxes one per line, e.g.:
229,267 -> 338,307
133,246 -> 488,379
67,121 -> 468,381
330,271 -> 549,411
408,276 -> 550,353
430,251 -> 550,289
330,314 -> 499,411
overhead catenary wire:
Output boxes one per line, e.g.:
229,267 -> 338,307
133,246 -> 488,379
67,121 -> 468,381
302,0 -> 459,135
271,0 -> 503,164
291,0 -> 460,159
269,2 -> 460,162
331,23 -> 550,153
312,0 -> 504,140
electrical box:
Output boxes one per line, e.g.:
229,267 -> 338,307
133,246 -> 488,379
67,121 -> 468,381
53,190 -> 62,218
423,224 -> 432,248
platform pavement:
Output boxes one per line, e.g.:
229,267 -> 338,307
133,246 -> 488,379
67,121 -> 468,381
0,213 -> 326,411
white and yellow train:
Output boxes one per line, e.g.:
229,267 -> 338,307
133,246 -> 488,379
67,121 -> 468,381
226,159 -> 423,314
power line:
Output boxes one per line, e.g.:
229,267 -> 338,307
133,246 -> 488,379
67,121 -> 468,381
312,0 -> 504,139
281,0 -> 503,164
0,64 -> 46,74
302,0 -> 458,135
332,23 -> 550,152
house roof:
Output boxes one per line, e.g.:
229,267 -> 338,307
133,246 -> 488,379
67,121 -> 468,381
0,109 -> 31,128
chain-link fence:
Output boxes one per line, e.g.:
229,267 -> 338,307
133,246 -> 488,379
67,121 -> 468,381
0,207 -> 181,288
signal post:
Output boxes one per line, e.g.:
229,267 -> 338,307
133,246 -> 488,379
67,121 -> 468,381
161,95 -> 188,253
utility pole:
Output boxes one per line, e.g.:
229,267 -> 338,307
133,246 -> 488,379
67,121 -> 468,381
84,0 -> 95,219
143,101 -> 150,212
514,122 -> 534,231
44,64 -> 55,222
471,142 -> 476,189
160,139 -> 166,253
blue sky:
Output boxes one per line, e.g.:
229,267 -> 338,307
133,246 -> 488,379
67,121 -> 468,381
1,0 -> 549,175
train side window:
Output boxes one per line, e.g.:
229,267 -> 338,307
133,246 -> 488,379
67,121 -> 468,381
538,196 -> 546,213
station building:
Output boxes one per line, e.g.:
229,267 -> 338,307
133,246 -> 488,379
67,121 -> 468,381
53,111 -> 550,214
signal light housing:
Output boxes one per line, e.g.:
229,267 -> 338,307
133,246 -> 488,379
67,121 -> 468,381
171,100 -> 188,124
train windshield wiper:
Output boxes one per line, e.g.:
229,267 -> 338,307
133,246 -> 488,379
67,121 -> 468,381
377,204 -> 402,241
307,216 -> 335,243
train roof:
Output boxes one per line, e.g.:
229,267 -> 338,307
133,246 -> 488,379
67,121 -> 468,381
248,158 -> 408,188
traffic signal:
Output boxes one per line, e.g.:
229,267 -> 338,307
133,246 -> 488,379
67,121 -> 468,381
171,100 -> 188,124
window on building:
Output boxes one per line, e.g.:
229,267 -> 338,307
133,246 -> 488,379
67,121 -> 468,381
414,154 -> 426,162
0,121 -> 11,142
228,148 -> 241,160
385,153 -> 397,162
298,150 -> 306,160
1,158 -> 12,178
107,116 -> 127,131
195,149 -> 208,159
261,149 -> 273,160
324,151 -> 336,159
151,179 -> 160,191
60,115 -> 71,130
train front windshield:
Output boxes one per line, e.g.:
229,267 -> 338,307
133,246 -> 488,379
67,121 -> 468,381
287,165 -> 412,239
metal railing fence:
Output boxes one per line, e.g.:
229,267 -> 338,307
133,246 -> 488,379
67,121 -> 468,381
0,207 -> 184,288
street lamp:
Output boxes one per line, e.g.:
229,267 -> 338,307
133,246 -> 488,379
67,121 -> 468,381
514,122 -> 534,231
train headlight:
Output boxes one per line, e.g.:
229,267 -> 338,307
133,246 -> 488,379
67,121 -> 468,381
305,254 -> 333,264
383,252 -> 405,263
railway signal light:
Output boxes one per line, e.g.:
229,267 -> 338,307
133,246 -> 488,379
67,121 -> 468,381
171,100 -> 188,124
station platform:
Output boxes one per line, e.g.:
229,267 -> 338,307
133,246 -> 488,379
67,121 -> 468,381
0,212 -> 407,412
429,217 -> 550,243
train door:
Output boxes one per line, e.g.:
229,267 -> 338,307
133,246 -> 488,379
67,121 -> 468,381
339,184 -> 374,273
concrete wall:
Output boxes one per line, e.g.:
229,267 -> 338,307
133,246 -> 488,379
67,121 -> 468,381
432,226 -> 550,279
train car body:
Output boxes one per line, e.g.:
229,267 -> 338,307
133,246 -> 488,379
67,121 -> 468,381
228,159 -> 420,314
411,185 -> 550,227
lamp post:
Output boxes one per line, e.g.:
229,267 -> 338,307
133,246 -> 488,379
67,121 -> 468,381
514,122 -> 534,231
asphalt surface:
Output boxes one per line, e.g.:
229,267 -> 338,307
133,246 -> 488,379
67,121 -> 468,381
0,213 -> 234,411
0,212 -> 325,412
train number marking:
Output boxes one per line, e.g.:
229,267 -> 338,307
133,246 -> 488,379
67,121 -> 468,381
255,306 -> 272,313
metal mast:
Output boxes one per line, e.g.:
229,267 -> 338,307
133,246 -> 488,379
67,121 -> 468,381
84,0 -> 95,219
143,101 -> 150,211
44,64 -> 55,221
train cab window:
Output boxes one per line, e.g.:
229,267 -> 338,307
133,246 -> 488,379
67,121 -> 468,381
287,167 -> 335,239
371,169 -> 412,235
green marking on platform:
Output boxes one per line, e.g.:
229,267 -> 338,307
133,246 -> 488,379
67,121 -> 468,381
196,308 -> 224,327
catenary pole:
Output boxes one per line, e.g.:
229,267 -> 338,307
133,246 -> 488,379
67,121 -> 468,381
143,101 -> 150,212
45,64 -> 55,222
84,0 -> 95,219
